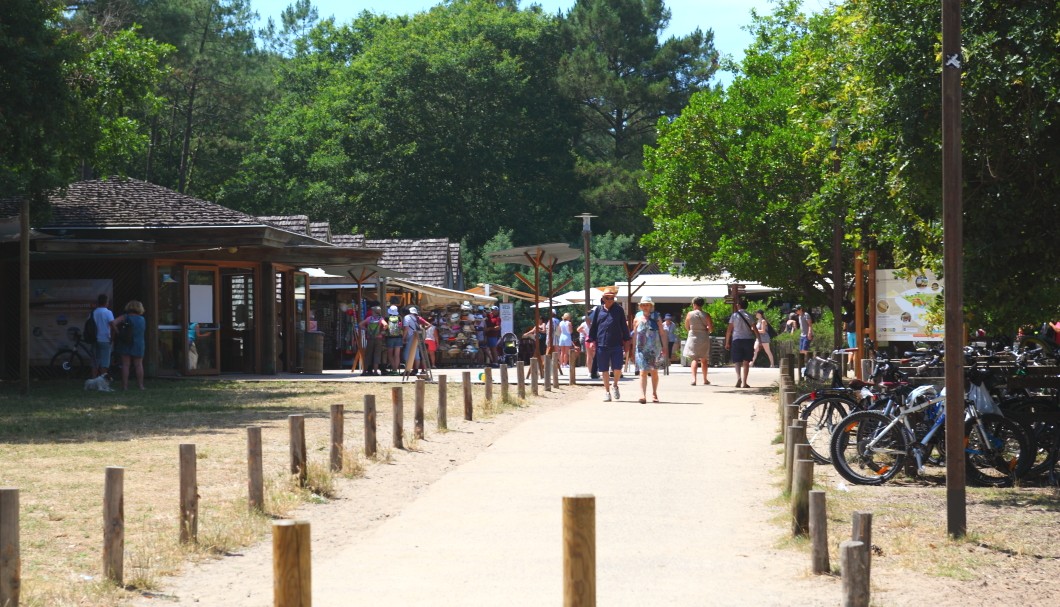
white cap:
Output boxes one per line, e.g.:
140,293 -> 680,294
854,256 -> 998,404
388,305 -> 398,314
409,306 -> 419,315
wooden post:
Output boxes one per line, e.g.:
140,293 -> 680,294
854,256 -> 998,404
414,379 -> 425,440
778,387 -> 791,426
437,376 -> 448,431
330,405 -> 344,472
569,358 -> 577,385
103,466 -> 124,585
289,415 -> 307,486
462,372 -> 473,421
563,495 -> 596,607
544,354 -> 552,392
483,367 -> 493,403
247,427 -> 265,512
852,511 -> 874,578
179,444 -> 197,544
785,422 -> 807,495
840,540 -> 870,607
364,395 -> 377,458
791,453 -> 814,536
783,403 -> 799,443
392,387 -> 404,450
517,361 -> 526,399
500,363 -> 510,402
783,353 -> 796,383
0,487 -> 19,607
553,355 -> 560,387
809,490 -> 830,574
530,360 -> 540,396
272,520 -> 311,607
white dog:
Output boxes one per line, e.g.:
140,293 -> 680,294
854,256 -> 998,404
84,374 -> 114,392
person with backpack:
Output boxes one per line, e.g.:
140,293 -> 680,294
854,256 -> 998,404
725,300 -> 760,388
385,305 -> 404,375
110,300 -> 146,390
359,305 -> 387,376
89,294 -> 114,379
752,309 -> 777,368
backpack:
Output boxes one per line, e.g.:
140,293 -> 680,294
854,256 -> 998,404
83,315 -> 98,344
387,314 -> 403,337
116,317 -> 134,347
1040,322 -> 1057,343
766,321 -> 778,339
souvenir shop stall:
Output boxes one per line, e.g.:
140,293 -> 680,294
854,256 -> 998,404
385,278 -> 497,368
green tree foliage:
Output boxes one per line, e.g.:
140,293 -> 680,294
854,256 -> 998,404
224,0 -> 580,249
559,0 -> 717,235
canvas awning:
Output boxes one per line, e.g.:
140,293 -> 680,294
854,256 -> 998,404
613,273 -> 779,304
388,277 -> 496,308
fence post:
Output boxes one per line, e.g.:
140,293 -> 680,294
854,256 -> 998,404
330,405 -> 344,472
500,364 -> 510,402
437,375 -> 448,431
530,361 -> 540,396
392,386 -> 404,450
809,490 -> 830,574
103,467 -> 124,585
563,494 -> 596,607
272,520 -> 311,607
517,361 -> 526,399
484,367 -> 493,403
553,356 -> 560,387
289,415 -> 307,486
463,371 -> 473,421
840,540 -> 870,607
852,512 -> 874,578
415,379 -> 425,440
0,487 -> 19,607
569,358 -> 577,385
791,452 -> 813,537
364,395 -> 377,458
785,421 -> 807,494
247,427 -> 264,512
544,354 -> 552,392
179,444 -> 198,544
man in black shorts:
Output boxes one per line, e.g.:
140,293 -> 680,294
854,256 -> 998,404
724,300 -> 760,388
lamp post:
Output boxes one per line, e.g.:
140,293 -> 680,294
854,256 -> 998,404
831,132 -> 843,353
576,213 -> 596,322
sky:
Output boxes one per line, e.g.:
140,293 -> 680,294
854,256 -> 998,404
250,1 -> 805,82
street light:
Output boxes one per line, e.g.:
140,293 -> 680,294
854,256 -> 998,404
575,213 -> 596,322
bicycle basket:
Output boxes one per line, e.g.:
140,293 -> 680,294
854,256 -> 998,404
804,357 -> 838,381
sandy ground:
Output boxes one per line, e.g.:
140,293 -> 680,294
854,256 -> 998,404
127,365 -> 1055,606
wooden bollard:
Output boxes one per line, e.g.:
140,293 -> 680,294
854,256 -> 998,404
785,421 -> 808,494
784,353 -> 796,382
330,404 -> 344,472
809,490 -> 830,574
569,359 -> 577,385
392,387 -> 404,449
530,361 -> 540,396
437,376 -> 448,431
0,487 -> 19,607
553,356 -> 560,387
500,364 -> 510,402
563,495 -> 596,607
778,387 -> 790,426
414,380 -> 425,440
484,367 -> 493,403
289,415 -> 307,486
783,404 -> 799,443
103,466 -> 124,584
364,395 -> 377,458
544,354 -> 552,392
852,511 -> 873,578
840,540 -> 870,607
462,372 -> 473,421
179,444 -> 198,544
247,427 -> 264,512
791,453 -> 814,536
272,520 -> 311,607
517,361 -> 526,399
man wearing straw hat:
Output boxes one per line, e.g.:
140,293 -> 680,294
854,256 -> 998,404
586,288 -> 630,401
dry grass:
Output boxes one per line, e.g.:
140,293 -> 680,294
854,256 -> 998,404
0,376 -> 504,606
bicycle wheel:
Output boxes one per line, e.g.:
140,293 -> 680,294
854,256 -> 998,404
50,349 -> 85,376
1003,397 -> 1060,479
830,410 -> 908,485
800,395 -> 854,464
964,414 -> 1033,487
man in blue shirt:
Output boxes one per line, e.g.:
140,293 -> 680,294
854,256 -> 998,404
586,291 -> 631,401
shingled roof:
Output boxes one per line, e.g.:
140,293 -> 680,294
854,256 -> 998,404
258,215 -> 309,235
331,234 -> 366,248
365,238 -> 454,287
0,178 -> 265,228
308,222 -> 331,242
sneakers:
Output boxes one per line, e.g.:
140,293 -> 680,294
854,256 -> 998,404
612,384 -> 621,400
603,392 -> 612,402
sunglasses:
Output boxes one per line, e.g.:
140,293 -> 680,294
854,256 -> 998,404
602,297 -> 615,301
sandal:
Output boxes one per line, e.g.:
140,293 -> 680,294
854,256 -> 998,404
703,380 -> 711,385
652,395 -> 660,403
638,397 -> 646,404
735,380 -> 743,388
691,381 -> 696,386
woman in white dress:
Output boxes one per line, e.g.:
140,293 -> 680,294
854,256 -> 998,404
557,312 -> 574,368
683,297 -> 714,385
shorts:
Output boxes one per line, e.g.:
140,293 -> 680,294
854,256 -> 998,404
595,346 -> 625,373
847,332 -> 857,349
386,336 -> 403,349
486,337 -> 500,348
425,339 -> 437,353
799,336 -> 812,352
94,341 -> 112,368
730,338 -> 755,363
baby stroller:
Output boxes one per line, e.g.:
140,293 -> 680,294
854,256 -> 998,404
500,332 -> 519,367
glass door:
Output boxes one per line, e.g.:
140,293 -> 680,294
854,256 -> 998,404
221,269 -> 256,373
184,266 -> 220,375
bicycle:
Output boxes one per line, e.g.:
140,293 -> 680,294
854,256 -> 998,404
829,380 -> 1034,487
50,327 -> 96,376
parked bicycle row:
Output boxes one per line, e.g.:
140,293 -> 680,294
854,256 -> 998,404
792,342 -> 1059,487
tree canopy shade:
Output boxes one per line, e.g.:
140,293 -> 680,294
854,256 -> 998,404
559,0 -> 717,236
222,0 -> 581,250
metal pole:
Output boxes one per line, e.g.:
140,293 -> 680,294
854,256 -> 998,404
578,214 -> 595,323
941,0 -> 966,538
831,133 -> 843,351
